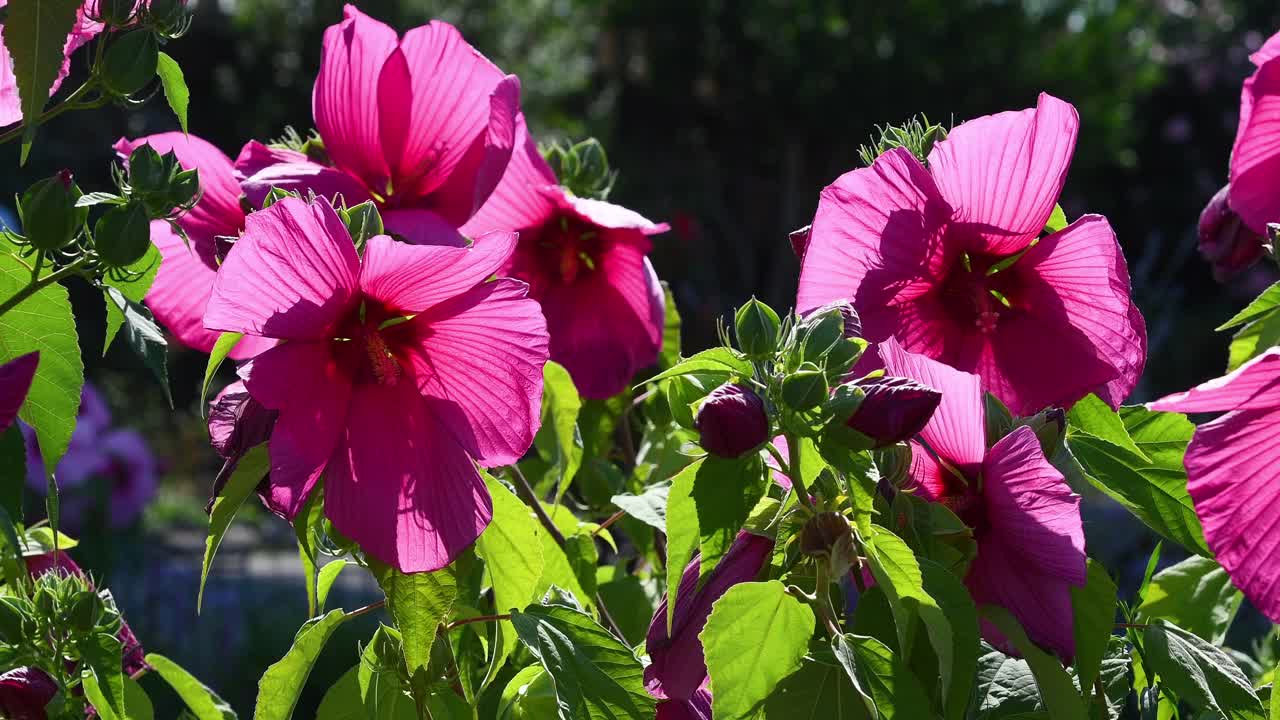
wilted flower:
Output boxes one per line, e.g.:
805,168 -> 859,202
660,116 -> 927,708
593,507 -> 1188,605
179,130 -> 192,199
796,94 -> 1146,415
845,376 -> 940,447
695,383 -> 768,458
203,196 -> 548,572
0,667 -> 57,720
461,121 -> 667,398
0,352 -> 38,433
881,337 -> 1086,659
645,532 -> 773,702
1149,348 -> 1280,623
1198,185 -> 1265,280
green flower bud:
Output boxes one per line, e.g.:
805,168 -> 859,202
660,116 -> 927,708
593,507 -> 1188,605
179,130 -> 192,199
339,201 -> 384,245
734,298 -> 781,358
101,30 -> 159,96
781,365 -> 828,411
127,144 -> 166,192
95,203 -> 152,267
68,590 -> 102,632
20,171 -> 87,250
799,308 -> 845,363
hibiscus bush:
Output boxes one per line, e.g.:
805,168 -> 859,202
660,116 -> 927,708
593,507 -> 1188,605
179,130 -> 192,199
2,2 -> 1280,720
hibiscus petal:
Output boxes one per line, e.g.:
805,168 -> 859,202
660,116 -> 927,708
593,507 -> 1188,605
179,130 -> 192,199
1252,30 -> 1280,67
394,279 -> 549,467
205,197 -> 360,340
796,147 -> 953,316
1178,406 -> 1280,621
0,352 -> 38,434
234,140 -> 371,210
657,692 -> 713,720
552,188 -> 671,235
879,337 -> 985,472
145,220 -> 274,358
969,544 -> 1079,660
239,341 -> 351,518
927,93 -> 1078,255
382,208 -> 469,247
313,4 -> 397,190
1229,60 -> 1280,233
1149,348 -> 1280,413
460,114 -> 559,236
359,232 -> 517,314
324,381 -> 492,573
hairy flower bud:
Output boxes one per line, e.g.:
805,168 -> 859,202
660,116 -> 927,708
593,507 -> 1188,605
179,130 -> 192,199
1199,185 -> 1265,280
735,298 -> 781,358
94,202 -> 152,267
0,667 -> 57,720
846,376 -> 941,448
102,30 -> 160,96
695,383 -> 768,458
20,171 -> 87,250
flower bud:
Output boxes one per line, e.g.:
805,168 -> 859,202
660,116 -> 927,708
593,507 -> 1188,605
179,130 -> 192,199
101,30 -> 159,96
1198,185 -> 1264,280
68,589 -> 103,632
208,381 -> 278,511
20,171 -> 87,250
1019,407 -> 1066,458
805,298 -> 861,339
800,511 -> 853,557
695,383 -> 768,458
846,376 -> 941,448
338,201 -> 384,245
94,202 -> 152,267
789,225 -> 811,263
735,298 -> 781,358
874,443 -> 913,491
0,667 -> 58,720
799,308 -> 845,362
781,366 -> 828,412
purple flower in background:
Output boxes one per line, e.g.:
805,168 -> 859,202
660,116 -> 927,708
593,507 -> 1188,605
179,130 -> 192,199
644,531 -> 774,702
0,667 -> 57,720
24,384 -> 158,531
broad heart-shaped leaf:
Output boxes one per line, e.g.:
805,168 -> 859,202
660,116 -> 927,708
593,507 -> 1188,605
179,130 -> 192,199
371,561 -> 457,678
837,634 -> 934,720
919,558 -> 979,720
1069,559 -> 1117,696
1136,556 -> 1243,645
255,608 -> 350,720
864,527 -> 955,704
103,243 -> 161,353
201,331 -> 243,412
83,674 -> 154,720
1142,621 -> 1264,720
534,361 -> 584,505
475,474 -> 545,688
199,444 -> 268,613
610,481 -> 669,532
757,646 -> 870,719
663,456 -> 702,630
972,643 -> 1041,720
1093,637 -> 1132,720
1066,395 -> 1148,462
701,580 -> 815,720
316,560 -> 349,613
1066,406 -> 1210,556
641,346 -> 753,385
978,607 -> 1087,720
79,632 -> 126,720
510,603 -> 655,720
156,52 -> 190,133
145,653 -> 237,720
2,0 -> 81,162
0,250 -> 83,476
1227,307 -> 1280,371
103,286 -> 172,407
1217,281 -> 1280,331
657,281 -> 682,370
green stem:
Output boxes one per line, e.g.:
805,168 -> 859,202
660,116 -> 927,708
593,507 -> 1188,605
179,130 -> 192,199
0,82 -> 102,146
0,257 -> 90,318
785,432 -> 816,513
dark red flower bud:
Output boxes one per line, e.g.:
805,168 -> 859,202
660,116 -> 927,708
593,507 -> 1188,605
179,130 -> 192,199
208,381 -> 277,513
789,225 -> 812,263
1199,185 -> 1265,280
0,667 -> 57,720
847,376 -> 940,447
695,383 -> 768,458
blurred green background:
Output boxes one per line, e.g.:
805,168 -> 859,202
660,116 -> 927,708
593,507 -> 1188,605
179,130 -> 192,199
6,0 -> 1280,715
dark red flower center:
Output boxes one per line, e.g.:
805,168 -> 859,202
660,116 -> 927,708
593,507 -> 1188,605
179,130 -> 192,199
332,300 -> 414,387
536,215 -> 604,286
937,251 -> 1030,335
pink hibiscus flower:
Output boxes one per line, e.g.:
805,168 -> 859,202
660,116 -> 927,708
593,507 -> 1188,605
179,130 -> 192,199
796,94 -> 1146,416
462,119 -> 667,398
1219,31 -> 1280,246
1148,349 -> 1280,622
112,133 -> 275,359
235,4 -> 520,240
880,337 -> 1086,658
0,1 -> 102,127
203,196 -> 548,572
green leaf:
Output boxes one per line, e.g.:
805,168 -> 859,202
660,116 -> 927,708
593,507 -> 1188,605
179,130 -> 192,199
358,626 -> 420,719
979,606 -> 1087,720
1136,556 -> 1242,644
103,243 -> 161,352
1142,621 -> 1264,720
1220,282 -> 1280,331
19,525 -> 77,555
865,527 -> 955,699
700,580 -> 814,720
155,52 -> 190,133
839,633 -> 935,719
1093,637 -> 1132,720
497,665 -> 560,720
292,488 -> 323,619
199,444 -> 268,613
475,474 -> 545,687
0,251 -> 83,476
1067,406 -> 1209,556
1271,663 -> 1279,720
535,361 -> 584,505
1069,559 -> 1117,696
316,560 -> 348,613
919,558 -> 979,720
84,674 -> 155,720
609,481 -> 669,532
1226,297 -> 1280,370
510,603 -> 655,719
254,608 -> 350,720
1067,395 -> 1148,462
693,454 -> 767,583
972,644 -> 1041,719
663,456 -> 702,631
643,347 -> 753,385
0,424 -> 25,521
145,653 -> 237,720
103,285 -> 171,407
2,0 -> 81,162
0,505 -> 25,586
1043,204 -> 1068,234
757,648 -> 869,719
201,332 -> 243,412
80,632 -> 126,720
657,281 -> 682,370
372,562 -> 457,677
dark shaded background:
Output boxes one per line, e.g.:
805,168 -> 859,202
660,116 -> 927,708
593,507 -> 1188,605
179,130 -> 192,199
7,0 -> 1280,714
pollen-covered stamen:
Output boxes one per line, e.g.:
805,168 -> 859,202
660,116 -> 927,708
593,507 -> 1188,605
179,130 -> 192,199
364,330 -> 401,386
